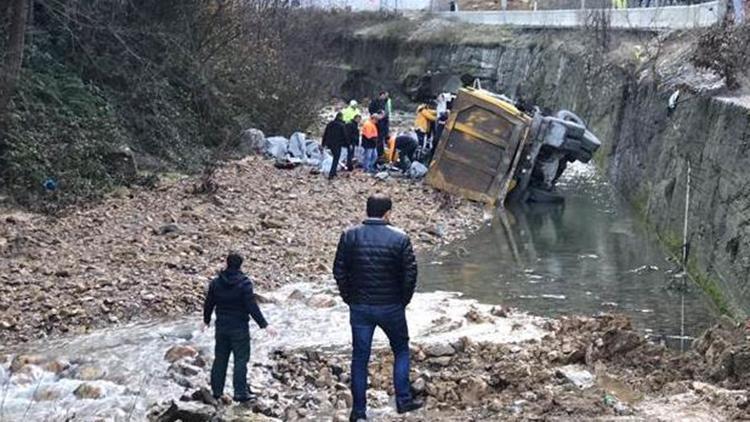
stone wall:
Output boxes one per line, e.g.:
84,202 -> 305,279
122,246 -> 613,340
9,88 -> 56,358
337,23 -> 750,316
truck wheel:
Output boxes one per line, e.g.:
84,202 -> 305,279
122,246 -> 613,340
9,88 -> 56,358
581,130 -> 601,153
556,110 -> 587,127
546,117 -> 586,139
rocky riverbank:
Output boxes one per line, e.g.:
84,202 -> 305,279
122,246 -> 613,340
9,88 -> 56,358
145,298 -> 750,421
1,249 -> 748,421
0,154 -> 485,346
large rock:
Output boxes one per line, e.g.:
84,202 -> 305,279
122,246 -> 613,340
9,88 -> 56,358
164,345 -> 198,363
73,364 -> 106,380
239,128 -> 266,155
74,383 -> 104,399
307,294 -> 336,308
10,354 -> 45,372
555,364 -> 595,389
150,400 -> 215,422
424,343 -> 456,358
458,376 -> 488,404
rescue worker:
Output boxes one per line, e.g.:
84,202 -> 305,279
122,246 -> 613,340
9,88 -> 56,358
345,114 -> 362,171
361,114 -> 379,173
388,133 -> 418,172
368,92 -> 389,158
203,253 -> 273,403
322,112 -> 348,180
414,104 -> 436,152
333,195 -> 422,422
342,100 -> 360,123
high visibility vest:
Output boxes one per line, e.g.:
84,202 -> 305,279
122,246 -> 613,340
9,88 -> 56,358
361,120 -> 378,140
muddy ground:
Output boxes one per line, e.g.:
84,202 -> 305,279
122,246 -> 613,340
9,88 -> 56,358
0,155 -> 485,346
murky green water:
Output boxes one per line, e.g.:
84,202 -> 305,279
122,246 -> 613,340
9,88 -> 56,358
419,162 -> 716,346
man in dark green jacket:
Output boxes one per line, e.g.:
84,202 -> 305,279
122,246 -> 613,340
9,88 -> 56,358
203,253 -> 271,402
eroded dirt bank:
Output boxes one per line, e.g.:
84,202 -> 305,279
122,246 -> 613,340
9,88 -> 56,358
0,155 -> 485,346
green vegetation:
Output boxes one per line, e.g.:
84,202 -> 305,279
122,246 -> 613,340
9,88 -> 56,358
0,1 -> 387,211
658,225 -> 735,318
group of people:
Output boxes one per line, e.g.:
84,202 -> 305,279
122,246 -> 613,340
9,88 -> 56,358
321,91 -> 452,180
203,194 -> 422,422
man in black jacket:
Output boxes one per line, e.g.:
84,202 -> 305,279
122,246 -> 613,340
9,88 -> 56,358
322,112 -> 348,180
345,114 -> 361,171
333,195 -> 422,421
368,92 -> 389,158
203,253 -> 271,402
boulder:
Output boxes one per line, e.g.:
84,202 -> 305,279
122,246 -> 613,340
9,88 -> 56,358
556,364 -> 595,389
74,364 -> 106,380
10,354 -> 45,372
164,345 -> 198,363
424,343 -> 456,358
307,294 -> 336,308
240,128 -> 266,154
74,383 -> 104,399
458,376 -> 488,404
151,400 -> 215,422
412,377 -> 426,394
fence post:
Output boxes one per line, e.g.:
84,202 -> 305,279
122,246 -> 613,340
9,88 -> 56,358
581,0 -> 586,9
501,0 -> 507,9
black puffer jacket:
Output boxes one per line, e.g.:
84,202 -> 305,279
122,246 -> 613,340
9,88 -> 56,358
203,270 -> 268,332
322,118 -> 348,149
333,219 -> 418,305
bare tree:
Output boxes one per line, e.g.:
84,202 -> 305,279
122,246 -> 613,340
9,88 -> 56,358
0,0 -> 29,115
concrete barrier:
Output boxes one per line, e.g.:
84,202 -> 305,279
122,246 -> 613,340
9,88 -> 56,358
436,1 -> 725,29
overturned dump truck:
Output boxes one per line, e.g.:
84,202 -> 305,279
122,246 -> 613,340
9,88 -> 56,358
426,87 -> 601,205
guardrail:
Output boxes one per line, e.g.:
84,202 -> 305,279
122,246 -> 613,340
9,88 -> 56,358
436,1 -> 725,29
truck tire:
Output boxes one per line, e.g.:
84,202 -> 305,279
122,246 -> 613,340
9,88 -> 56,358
556,110 -> 587,127
581,130 -> 601,153
560,137 -> 583,154
546,117 -> 586,140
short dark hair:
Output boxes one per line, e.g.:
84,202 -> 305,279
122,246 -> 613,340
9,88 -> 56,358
226,252 -> 243,270
367,195 -> 392,218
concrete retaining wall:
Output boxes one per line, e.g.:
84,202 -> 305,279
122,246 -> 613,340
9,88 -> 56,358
436,1 -> 725,29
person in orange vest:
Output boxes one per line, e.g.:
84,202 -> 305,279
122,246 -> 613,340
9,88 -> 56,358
361,115 -> 380,173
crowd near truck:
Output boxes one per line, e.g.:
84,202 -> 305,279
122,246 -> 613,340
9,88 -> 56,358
426,87 -> 601,206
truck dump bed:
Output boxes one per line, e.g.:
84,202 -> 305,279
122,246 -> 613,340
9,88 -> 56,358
426,88 -> 531,206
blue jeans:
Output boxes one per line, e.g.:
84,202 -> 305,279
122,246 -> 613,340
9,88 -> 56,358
363,148 -> 378,173
210,329 -> 251,401
349,304 -> 412,417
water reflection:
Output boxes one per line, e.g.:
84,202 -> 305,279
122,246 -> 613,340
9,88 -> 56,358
420,162 -> 716,344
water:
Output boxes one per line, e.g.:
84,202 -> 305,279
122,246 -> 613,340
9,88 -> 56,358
419,162 -> 717,345
0,283 -> 545,421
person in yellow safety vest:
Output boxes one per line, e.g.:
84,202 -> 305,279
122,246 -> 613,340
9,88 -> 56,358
612,0 -> 626,9
414,104 -> 436,149
341,100 -> 360,123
